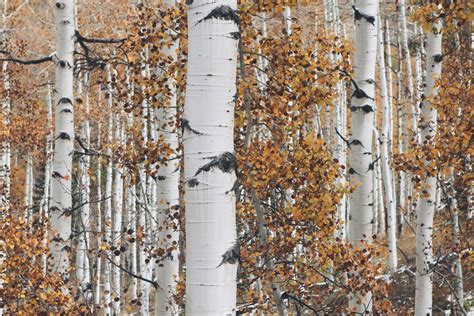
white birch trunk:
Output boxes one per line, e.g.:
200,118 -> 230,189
396,29 -> 407,235
0,0 -> 10,203
138,53 -> 152,315
284,6 -> 292,36
112,123 -> 123,315
399,0 -> 419,141
49,0 -> 75,279
373,128 -> 384,235
378,21 -> 398,272
24,155 -> 33,220
184,1 -> 239,313
449,172 -> 464,313
384,18 -> 398,222
347,0 -> 378,312
155,1 -> 180,314
76,73 -> 92,299
94,85 -> 103,307
104,64 -> 114,316
125,69 -> 138,302
415,21 -> 442,316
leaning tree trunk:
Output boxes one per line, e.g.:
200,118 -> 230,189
184,1 -> 239,314
415,20 -> 442,316
347,0 -> 378,313
49,0 -> 75,279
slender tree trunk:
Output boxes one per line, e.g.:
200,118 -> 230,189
155,1 -> 180,314
76,73 -> 92,299
94,84 -> 103,307
24,155 -> 33,220
399,0 -> 419,141
347,0 -> 378,312
378,20 -> 398,272
104,64 -> 114,316
396,28 -> 407,235
415,20 -> 442,316
184,1 -> 239,313
0,0 -> 10,203
125,69 -> 138,302
49,0 -> 75,279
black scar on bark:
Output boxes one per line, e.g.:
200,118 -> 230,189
367,156 -> 381,171
217,242 -> 240,267
350,139 -> 365,147
433,54 -> 442,63
185,0 -> 193,4
181,118 -> 203,135
352,5 -> 375,26
52,171 -> 64,179
58,97 -> 72,105
186,178 -> 200,187
349,77 -> 374,100
348,168 -> 362,176
350,105 -> 374,113
60,108 -> 72,113
196,5 -> 240,26
229,31 -> 241,40
195,152 -> 237,176
57,132 -> 71,140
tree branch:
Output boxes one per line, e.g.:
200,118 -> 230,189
106,256 -> 160,290
0,51 -> 53,65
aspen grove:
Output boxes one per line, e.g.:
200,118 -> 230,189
0,0 -> 472,315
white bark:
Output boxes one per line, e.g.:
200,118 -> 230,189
399,0 -> 419,141
24,155 -> 33,220
378,21 -> 398,272
0,0 -> 10,203
449,172 -> 464,313
284,6 -> 292,36
415,20 -> 442,316
348,0 -> 378,312
76,73 -> 92,298
155,1 -> 180,314
125,69 -> 138,302
104,64 -> 114,316
184,1 -> 239,313
94,85 -> 103,307
49,0 -> 75,278
396,29 -> 408,235
138,52 -> 152,315
373,128 -> 384,235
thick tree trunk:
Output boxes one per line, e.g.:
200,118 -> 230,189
415,20 -> 442,316
347,0 -> 378,312
49,0 -> 75,279
184,1 -> 239,313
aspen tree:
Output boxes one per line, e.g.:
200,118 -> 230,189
184,1 -> 239,313
415,19 -> 442,316
347,0 -> 378,312
49,0 -> 75,279
378,18 -> 397,272
155,1 -> 180,314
